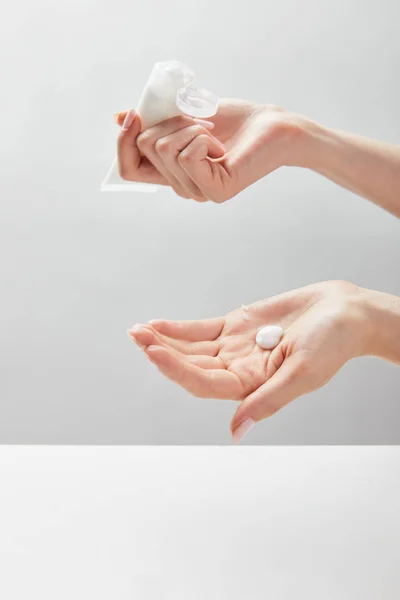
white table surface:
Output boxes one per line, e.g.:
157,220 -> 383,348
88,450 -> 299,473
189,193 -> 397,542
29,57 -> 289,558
0,447 -> 399,600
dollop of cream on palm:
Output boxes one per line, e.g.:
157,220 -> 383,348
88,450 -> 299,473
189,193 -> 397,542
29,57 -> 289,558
255,325 -> 284,350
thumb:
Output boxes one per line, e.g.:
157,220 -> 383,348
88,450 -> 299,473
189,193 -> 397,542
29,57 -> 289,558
230,354 -> 308,443
224,127 -> 279,192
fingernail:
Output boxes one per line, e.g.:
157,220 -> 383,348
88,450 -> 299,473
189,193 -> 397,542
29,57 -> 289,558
193,118 -> 215,130
127,328 -> 138,338
127,328 -> 140,340
114,112 -> 120,123
130,323 -> 145,331
127,325 -> 146,348
129,325 -> 143,334
122,109 -> 135,131
232,418 -> 255,444
145,346 -> 161,364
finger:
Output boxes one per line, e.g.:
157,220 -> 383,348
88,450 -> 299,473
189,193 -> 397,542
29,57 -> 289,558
127,327 -> 223,369
145,345 -> 243,399
148,317 -> 224,342
178,134 -> 229,202
154,125 -> 224,199
117,110 -> 166,184
129,325 -> 219,356
115,111 -> 215,132
154,333 -> 220,357
136,117 -> 208,198
186,355 -> 225,369
231,354 -> 309,436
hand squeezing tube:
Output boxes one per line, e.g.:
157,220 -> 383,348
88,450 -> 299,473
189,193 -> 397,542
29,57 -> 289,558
100,61 -> 219,192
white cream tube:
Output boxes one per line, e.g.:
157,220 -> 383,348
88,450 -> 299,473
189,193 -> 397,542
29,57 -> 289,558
101,61 -> 219,192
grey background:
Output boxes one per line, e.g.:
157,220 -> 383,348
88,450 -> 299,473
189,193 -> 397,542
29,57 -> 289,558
0,0 -> 399,443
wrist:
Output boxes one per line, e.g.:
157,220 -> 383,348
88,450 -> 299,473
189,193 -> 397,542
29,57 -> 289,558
255,105 -> 326,170
292,118 -> 335,170
357,287 -> 400,364
273,112 -> 330,170
281,114 -> 347,173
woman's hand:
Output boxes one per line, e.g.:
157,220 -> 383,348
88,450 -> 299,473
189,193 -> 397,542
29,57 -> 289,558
115,99 -> 305,202
128,281 -> 372,442
116,98 -> 400,215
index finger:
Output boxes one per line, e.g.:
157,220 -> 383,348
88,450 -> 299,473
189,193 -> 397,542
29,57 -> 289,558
116,110 -> 166,184
145,345 -> 243,399
148,317 -> 225,342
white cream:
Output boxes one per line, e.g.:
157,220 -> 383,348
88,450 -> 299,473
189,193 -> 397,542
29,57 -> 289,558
256,325 -> 284,350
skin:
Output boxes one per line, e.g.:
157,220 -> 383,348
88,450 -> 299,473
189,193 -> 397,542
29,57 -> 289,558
116,100 -> 400,215
128,282 -> 400,441
116,100 -> 304,202
115,99 -> 400,441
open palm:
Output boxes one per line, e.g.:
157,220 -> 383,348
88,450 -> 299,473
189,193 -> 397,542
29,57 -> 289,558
129,282 -> 365,436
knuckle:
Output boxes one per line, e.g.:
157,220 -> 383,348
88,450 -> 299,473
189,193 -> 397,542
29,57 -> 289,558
155,137 -> 171,155
178,136 -> 204,165
178,149 -> 192,165
136,131 -> 152,152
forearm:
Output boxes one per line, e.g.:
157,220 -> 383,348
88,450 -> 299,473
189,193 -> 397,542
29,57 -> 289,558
358,287 -> 400,364
300,120 -> 400,218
